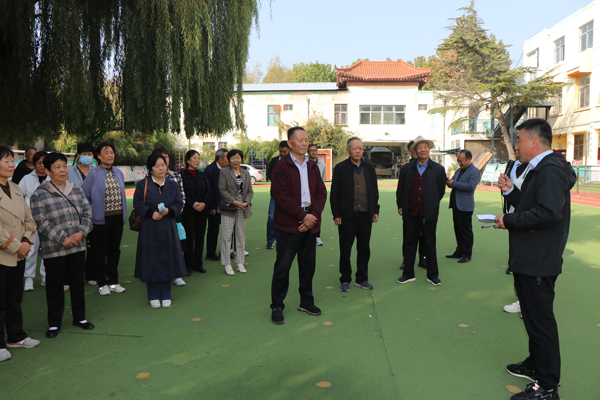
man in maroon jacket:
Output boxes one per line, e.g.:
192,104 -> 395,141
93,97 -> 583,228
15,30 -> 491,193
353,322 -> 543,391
270,126 -> 327,325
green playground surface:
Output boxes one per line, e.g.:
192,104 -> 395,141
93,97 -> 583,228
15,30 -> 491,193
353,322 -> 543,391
2,187 -> 599,399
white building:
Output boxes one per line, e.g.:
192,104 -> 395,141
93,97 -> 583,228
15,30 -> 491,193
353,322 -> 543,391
523,0 -> 599,165
186,60 -> 455,167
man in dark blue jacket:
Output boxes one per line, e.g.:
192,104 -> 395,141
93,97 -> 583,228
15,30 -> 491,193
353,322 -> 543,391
203,148 -> 228,261
495,118 -> 576,400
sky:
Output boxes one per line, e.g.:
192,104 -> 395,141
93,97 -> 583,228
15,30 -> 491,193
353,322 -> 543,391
245,0 -> 595,73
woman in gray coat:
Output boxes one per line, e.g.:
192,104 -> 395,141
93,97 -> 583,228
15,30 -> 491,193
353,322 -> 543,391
218,149 -> 253,276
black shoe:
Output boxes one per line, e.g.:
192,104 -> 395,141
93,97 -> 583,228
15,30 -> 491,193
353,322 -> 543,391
506,268 -> 513,275
45,328 -> 60,338
400,262 -> 405,270
510,382 -> 559,400
298,303 -> 322,316
205,254 -> 220,261
457,257 -> 471,263
72,321 -> 95,330
446,254 -> 461,258
397,276 -> 416,284
193,265 -> 207,273
427,277 -> 442,286
266,242 -> 274,250
417,256 -> 427,269
507,361 -> 535,382
271,307 -> 285,325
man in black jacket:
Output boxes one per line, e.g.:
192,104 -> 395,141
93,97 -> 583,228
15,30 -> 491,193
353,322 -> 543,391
203,148 -> 228,261
396,136 -> 446,285
495,119 -> 576,400
265,141 -> 290,249
330,137 -> 379,291
12,147 -> 36,184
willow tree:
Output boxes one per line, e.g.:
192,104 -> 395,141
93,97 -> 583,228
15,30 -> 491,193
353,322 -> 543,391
429,2 -> 562,160
0,0 -> 259,145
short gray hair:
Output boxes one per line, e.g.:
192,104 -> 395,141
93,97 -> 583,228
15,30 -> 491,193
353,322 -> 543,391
346,137 -> 362,149
214,148 -> 228,161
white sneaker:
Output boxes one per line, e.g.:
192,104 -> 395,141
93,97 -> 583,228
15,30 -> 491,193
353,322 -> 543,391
503,300 -> 521,313
224,265 -> 235,275
150,300 -> 161,308
162,300 -> 171,308
172,278 -> 186,286
232,250 -> 250,256
0,348 -> 12,362
98,285 -> 111,296
316,237 -> 324,246
236,263 -> 247,273
41,276 -> 46,286
109,284 -> 126,293
7,337 -> 40,348
24,278 -> 34,292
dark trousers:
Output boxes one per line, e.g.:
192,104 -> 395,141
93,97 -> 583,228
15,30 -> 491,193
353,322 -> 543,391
44,252 -> 86,328
206,212 -> 221,257
402,216 -> 439,280
0,261 -> 27,348
338,217 -> 372,284
402,222 -> 426,261
513,273 -> 560,389
84,233 -> 96,281
266,197 -> 276,243
452,207 -> 474,258
93,214 -> 124,287
270,229 -> 316,310
182,206 -> 207,271
146,281 -> 171,301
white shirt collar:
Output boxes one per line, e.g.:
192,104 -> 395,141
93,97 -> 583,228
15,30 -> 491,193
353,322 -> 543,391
529,150 -> 553,170
151,175 -> 166,187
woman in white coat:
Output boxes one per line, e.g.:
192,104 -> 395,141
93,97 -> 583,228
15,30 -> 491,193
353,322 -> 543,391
17,151 -> 47,292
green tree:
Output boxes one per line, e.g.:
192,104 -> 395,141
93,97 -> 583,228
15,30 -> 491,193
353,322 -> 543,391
429,2 -> 563,160
303,114 -> 355,157
262,55 -> 296,83
0,1 -> 260,145
244,62 -> 264,84
293,61 -> 336,83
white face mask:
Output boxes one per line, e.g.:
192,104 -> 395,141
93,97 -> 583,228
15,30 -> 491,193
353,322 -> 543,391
79,156 -> 94,166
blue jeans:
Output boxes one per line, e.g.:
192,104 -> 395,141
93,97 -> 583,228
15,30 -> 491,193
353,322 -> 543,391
146,281 -> 171,301
266,197 -> 276,243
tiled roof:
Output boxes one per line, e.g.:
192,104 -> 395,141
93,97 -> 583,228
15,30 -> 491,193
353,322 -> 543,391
240,82 -> 340,92
335,59 -> 432,84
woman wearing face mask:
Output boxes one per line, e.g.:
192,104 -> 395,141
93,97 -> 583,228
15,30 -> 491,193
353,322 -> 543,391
67,143 -> 96,286
67,143 -> 95,187
18,151 -> 48,292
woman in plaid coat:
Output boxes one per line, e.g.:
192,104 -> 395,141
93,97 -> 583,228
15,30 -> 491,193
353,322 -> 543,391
30,153 -> 94,339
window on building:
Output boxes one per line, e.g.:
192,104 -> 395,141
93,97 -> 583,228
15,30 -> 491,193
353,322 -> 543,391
334,104 -> 348,126
283,104 -> 293,111
550,92 -> 562,115
528,108 -> 547,120
204,142 -> 215,149
554,37 -> 565,63
579,74 -> 590,108
268,105 -> 281,126
580,21 -> 594,52
527,49 -> 539,80
574,134 -> 584,162
218,142 -> 227,149
418,104 -> 428,111
360,105 -> 405,125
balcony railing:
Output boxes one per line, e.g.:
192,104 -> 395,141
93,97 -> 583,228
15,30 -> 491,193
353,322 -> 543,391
451,119 -> 498,136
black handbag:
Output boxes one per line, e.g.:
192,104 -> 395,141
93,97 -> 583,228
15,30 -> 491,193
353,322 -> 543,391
219,198 -> 237,212
129,178 -> 147,231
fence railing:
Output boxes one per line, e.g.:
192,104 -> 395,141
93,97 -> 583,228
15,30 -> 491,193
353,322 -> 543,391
573,165 -> 600,199
451,119 -> 498,136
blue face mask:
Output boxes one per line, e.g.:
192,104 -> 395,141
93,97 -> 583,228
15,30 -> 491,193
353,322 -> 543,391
79,156 -> 94,166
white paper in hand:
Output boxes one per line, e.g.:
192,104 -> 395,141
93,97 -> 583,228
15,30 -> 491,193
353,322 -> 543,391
477,214 -> 497,223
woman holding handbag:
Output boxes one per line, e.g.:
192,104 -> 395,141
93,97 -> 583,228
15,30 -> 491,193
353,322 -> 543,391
218,149 -> 253,275
133,154 -> 185,308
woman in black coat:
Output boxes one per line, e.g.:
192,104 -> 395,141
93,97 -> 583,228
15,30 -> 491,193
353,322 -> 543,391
133,154 -> 186,308
179,150 -> 211,275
